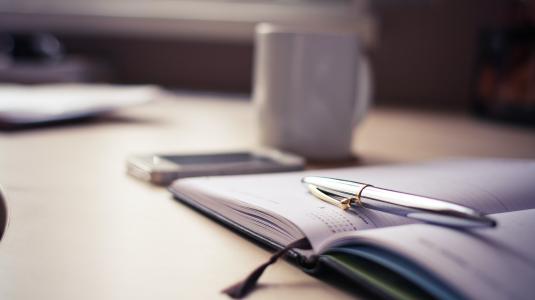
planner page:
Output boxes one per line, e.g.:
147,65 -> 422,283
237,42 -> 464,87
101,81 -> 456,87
171,159 -> 535,251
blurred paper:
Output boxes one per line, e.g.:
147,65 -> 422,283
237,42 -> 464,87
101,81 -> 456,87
0,84 -> 160,125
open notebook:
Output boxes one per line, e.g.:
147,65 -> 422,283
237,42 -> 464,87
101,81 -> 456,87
169,159 -> 535,300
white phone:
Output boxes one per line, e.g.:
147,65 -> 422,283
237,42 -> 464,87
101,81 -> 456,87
127,149 -> 305,185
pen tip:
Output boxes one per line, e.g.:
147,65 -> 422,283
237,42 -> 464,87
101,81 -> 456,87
478,215 -> 497,228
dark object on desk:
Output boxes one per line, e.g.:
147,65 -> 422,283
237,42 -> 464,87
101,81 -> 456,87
0,33 -> 111,83
0,57 -> 111,83
0,187 -> 7,242
8,33 -> 64,62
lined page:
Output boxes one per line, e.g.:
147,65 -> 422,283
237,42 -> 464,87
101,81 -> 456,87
171,159 -> 535,250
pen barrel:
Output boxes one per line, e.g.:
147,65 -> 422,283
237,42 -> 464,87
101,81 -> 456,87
302,176 -> 368,197
360,187 -> 496,228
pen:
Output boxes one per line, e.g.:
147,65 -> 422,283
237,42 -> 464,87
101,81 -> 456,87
302,176 -> 496,228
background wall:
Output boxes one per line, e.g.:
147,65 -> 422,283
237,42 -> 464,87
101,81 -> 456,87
57,0 -> 508,108
370,0 -> 506,108
61,36 -> 253,92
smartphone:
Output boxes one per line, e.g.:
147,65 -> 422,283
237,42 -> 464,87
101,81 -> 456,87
127,149 -> 305,185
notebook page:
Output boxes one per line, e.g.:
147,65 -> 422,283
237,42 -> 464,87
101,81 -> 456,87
171,159 -> 535,251
173,174 -> 379,249
320,209 -> 535,300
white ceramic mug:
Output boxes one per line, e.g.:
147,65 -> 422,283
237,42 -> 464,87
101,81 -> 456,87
253,23 -> 372,161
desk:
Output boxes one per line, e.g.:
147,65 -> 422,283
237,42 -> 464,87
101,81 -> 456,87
0,92 -> 534,300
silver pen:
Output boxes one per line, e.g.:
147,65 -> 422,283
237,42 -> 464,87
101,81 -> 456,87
302,176 -> 496,228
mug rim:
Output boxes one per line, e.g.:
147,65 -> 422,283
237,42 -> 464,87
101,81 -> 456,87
256,22 -> 360,38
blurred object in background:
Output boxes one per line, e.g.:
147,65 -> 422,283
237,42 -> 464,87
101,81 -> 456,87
473,0 -> 535,125
0,32 -> 112,84
0,83 -> 159,126
1,0 -> 523,115
0,34 -> 13,68
0,0 -> 374,92
9,33 -> 64,62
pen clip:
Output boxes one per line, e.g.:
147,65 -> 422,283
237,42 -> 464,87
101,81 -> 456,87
305,184 -> 356,210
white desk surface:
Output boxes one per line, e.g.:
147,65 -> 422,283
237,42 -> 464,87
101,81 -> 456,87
1,92 -> 534,300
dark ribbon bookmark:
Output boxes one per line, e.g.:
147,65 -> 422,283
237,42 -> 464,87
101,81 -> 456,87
222,238 -> 312,299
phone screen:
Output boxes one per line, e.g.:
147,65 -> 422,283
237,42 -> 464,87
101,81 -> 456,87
161,152 -> 273,166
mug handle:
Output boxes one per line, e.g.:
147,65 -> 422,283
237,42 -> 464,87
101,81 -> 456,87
353,54 -> 373,125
